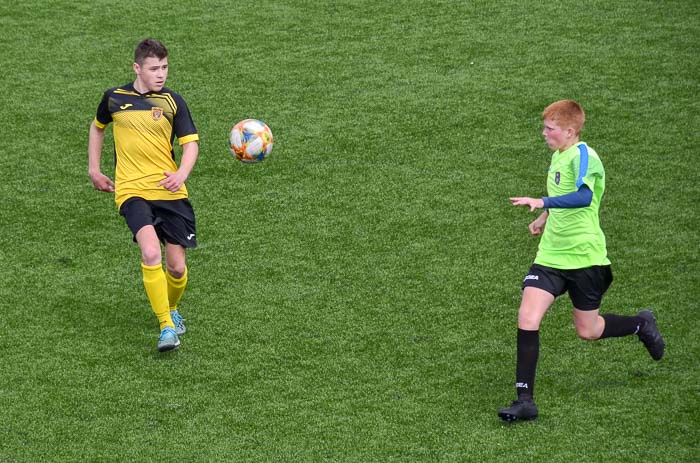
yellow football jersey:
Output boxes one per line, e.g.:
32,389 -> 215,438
94,83 -> 199,208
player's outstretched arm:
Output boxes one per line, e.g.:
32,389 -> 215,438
88,121 -> 114,193
509,196 -> 545,212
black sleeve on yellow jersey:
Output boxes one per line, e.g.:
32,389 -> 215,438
171,92 -> 198,140
95,87 -> 117,126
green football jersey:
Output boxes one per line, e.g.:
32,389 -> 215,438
535,142 -> 611,269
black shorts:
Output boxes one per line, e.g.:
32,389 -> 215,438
119,197 -> 197,248
522,263 -> 613,310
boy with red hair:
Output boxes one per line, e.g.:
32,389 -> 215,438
499,100 -> 664,422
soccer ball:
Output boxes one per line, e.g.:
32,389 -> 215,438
229,119 -> 274,163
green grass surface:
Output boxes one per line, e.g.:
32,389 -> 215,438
0,0 -> 698,461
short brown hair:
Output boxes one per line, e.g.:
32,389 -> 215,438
542,100 -> 585,135
134,38 -> 168,65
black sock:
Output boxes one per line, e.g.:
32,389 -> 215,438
515,328 -> 539,401
600,314 -> 644,339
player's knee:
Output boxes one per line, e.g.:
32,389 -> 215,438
166,262 -> 186,278
140,247 -> 162,266
518,312 -> 542,330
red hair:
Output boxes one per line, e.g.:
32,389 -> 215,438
542,100 -> 585,135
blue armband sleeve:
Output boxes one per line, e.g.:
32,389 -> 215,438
542,184 -> 592,209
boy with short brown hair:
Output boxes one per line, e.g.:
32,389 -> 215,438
88,38 -> 199,352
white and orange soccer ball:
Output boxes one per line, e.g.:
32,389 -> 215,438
229,119 -> 274,163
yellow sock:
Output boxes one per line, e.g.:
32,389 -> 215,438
166,266 -> 188,311
141,263 -> 174,330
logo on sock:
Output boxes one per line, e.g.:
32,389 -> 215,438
516,382 -> 529,389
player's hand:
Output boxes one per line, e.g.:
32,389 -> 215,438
509,197 -> 545,212
528,211 -> 548,235
529,220 -> 544,235
89,172 -> 115,192
159,171 -> 187,192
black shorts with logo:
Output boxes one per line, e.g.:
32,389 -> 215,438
119,197 -> 197,248
522,263 -> 613,310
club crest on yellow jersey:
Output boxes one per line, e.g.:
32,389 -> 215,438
152,107 -> 164,121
